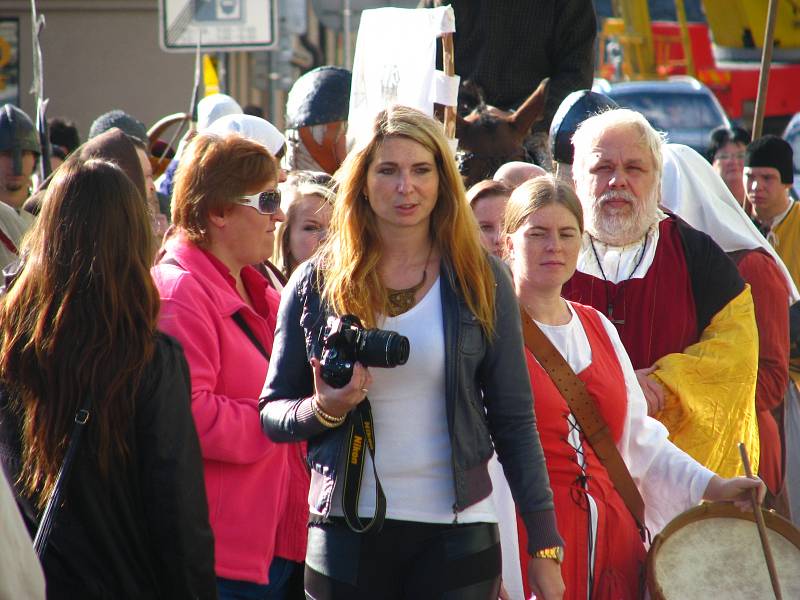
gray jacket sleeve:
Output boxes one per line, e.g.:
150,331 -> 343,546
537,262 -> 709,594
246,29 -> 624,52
481,258 -> 562,552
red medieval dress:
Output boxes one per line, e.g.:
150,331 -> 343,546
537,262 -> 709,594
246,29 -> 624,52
515,303 -> 646,600
731,249 -> 790,495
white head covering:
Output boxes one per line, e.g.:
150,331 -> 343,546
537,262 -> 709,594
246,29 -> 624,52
160,94 -> 244,173
197,94 -> 243,132
661,143 -> 799,302
206,114 -> 286,156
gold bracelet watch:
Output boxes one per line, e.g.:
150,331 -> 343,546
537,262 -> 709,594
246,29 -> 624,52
532,546 -> 564,564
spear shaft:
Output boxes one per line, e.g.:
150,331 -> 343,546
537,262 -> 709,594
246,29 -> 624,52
30,0 -> 51,180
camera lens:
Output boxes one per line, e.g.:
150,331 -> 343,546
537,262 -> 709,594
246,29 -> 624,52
358,329 -> 410,368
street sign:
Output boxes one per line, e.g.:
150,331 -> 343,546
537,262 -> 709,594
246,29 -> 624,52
160,0 -> 277,52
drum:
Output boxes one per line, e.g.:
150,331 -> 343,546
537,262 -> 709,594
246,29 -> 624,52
647,502 -> 800,599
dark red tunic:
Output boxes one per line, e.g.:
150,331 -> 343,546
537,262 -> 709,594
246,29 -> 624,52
516,304 -> 646,600
562,218 -> 697,369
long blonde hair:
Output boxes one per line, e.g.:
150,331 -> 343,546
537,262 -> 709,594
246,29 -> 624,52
320,106 -> 496,335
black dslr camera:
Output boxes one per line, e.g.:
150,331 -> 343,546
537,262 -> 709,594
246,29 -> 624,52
320,315 -> 410,388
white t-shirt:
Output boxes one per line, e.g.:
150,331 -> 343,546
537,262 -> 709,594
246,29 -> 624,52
0,468 -> 45,599
332,276 -> 496,524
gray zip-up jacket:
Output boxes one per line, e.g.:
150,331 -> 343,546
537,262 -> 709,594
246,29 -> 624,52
259,256 -> 562,553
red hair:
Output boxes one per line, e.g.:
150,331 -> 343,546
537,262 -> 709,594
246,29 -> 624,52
172,133 -> 277,243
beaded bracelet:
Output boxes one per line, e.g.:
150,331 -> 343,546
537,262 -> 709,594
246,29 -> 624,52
312,397 -> 346,428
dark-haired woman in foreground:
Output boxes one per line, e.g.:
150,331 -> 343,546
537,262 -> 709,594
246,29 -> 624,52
0,157 -> 216,599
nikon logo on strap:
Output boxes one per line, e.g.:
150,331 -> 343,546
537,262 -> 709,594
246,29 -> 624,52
350,434 -> 363,465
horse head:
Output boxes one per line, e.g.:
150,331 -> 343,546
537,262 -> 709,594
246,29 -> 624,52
455,78 -> 549,188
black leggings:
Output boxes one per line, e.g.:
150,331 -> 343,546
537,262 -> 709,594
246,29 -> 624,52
304,519 -> 501,600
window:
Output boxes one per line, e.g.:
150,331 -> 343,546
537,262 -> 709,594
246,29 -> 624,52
611,92 -> 725,130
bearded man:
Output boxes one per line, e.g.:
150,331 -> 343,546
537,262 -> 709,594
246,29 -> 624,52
562,109 -> 760,480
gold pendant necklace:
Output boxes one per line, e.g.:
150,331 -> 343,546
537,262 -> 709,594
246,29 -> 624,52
385,244 -> 434,317
386,272 -> 427,317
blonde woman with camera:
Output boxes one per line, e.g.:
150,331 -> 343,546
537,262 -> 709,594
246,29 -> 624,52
260,106 -> 564,600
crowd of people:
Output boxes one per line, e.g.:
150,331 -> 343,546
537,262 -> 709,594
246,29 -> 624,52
0,59 -> 794,600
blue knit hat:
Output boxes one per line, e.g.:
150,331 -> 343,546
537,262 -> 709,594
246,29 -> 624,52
89,110 -> 148,145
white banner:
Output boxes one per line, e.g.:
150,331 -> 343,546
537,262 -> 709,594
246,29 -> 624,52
347,6 -> 457,148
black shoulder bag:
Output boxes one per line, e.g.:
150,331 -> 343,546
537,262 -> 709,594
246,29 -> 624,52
33,397 -> 92,558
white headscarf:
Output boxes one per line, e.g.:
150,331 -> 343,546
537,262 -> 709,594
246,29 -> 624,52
197,94 -> 243,132
660,143 -> 799,302
159,94 -> 244,173
206,114 -> 286,156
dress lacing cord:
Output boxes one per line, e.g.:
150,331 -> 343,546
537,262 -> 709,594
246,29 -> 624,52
564,412 -> 596,598
564,412 -> 591,505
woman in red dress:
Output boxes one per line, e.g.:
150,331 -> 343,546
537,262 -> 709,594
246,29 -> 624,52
496,175 -> 766,600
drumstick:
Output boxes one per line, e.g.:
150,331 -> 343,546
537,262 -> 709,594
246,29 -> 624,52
738,442 -> 783,600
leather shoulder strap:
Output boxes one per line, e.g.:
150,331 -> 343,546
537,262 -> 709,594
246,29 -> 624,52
0,227 -> 18,255
519,304 -> 648,540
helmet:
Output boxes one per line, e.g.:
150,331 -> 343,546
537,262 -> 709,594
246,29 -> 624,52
549,91 -> 618,165
0,104 -> 41,177
285,66 -> 352,130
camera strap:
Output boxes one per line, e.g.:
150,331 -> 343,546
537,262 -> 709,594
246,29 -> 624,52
341,399 -> 386,534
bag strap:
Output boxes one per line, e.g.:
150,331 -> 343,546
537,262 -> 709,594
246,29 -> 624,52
0,227 -> 18,255
160,256 -> 271,361
231,312 -> 270,361
518,304 -> 648,541
33,397 -> 92,557
262,260 -> 288,288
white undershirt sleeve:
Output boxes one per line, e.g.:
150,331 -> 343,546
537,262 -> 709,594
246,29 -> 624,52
599,313 -> 715,536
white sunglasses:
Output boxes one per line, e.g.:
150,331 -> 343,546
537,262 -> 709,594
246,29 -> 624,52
237,190 -> 281,215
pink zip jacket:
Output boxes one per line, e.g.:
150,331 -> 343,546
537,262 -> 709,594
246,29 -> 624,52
152,235 -> 289,584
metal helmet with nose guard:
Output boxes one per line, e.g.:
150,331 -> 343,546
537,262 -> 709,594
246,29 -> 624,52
0,104 -> 41,177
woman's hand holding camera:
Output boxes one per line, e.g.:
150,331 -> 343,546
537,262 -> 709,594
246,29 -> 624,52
310,357 -> 372,419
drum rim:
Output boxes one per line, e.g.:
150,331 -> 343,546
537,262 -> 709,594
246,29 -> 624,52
646,502 -> 800,600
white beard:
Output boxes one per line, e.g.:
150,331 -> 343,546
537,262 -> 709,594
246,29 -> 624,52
585,188 -> 659,246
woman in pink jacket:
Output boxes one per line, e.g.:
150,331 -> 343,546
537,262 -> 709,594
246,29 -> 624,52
152,131 -> 299,599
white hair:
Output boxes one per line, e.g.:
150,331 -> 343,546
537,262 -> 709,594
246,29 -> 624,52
571,109 -> 666,245
571,108 -> 666,182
